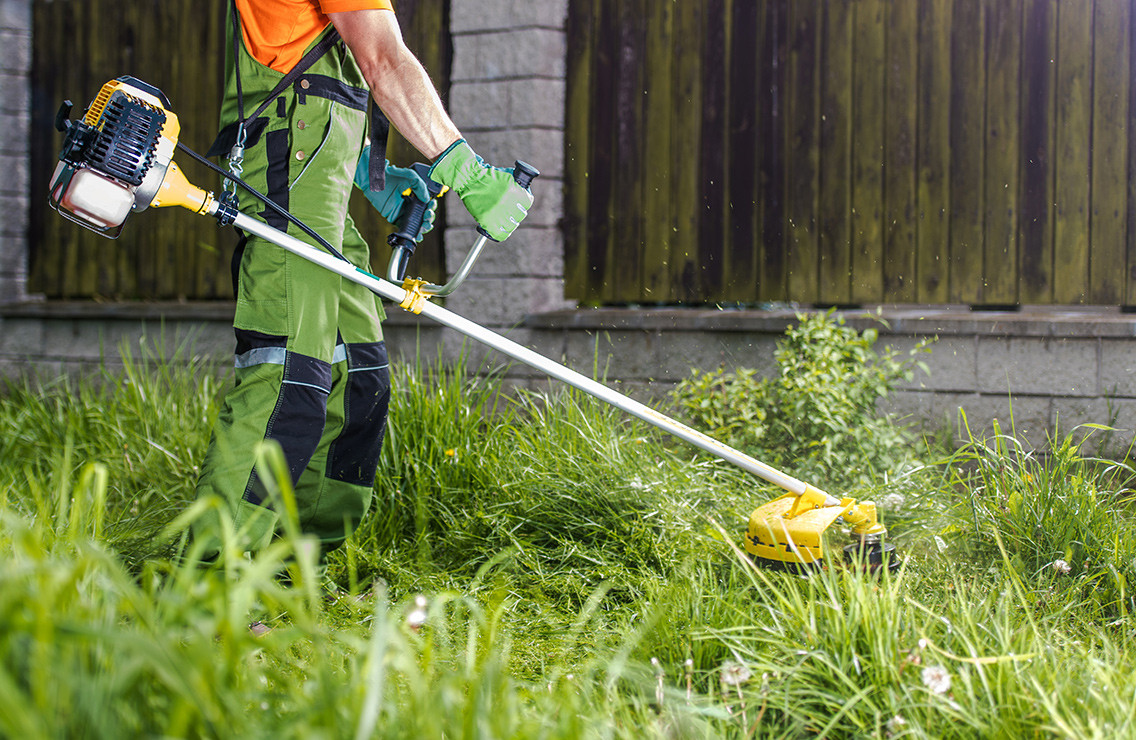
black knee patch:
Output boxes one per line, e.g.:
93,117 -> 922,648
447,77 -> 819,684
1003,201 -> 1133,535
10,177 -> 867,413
243,349 -> 332,506
327,341 -> 390,487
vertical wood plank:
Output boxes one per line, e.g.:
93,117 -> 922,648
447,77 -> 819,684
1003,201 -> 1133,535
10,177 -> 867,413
640,0 -> 674,303
982,0 -> 1022,304
850,0 -> 885,303
562,0 -> 594,302
785,0 -> 820,303
28,0 -> 63,297
1090,0 -> 1130,304
817,0 -> 853,305
611,0 -> 647,302
1128,0 -> 1136,305
949,0 -> 986,303
757,0 -> 788,302
916,0 -> 952,304
669,0 -> 702,301
1054,0 -> 1093,303
697,0 -> 728,301
883,0 -> 918,302
723,0 -> 759,303
1018,0 -> 1057,304
584,0 -> 619,303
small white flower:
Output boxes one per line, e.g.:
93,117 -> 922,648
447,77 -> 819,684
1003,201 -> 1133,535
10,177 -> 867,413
917,638 -> 928,650
719,660 -> 752,687
886,715 -> 908,735
921,664 -> 952,695
406,594 -> 428,630
1051,559 -> 1071,575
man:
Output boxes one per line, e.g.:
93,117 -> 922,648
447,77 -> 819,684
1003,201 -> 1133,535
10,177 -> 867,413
193,0 -> 532,557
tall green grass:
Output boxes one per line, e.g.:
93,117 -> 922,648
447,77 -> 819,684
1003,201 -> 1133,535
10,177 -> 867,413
5,341 -> 1136,737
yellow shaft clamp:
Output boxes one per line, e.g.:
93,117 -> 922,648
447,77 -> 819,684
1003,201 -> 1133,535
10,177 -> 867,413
399,277 -> 431,314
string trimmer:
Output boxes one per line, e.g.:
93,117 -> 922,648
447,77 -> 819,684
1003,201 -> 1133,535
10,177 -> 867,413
47,76 -> 899,571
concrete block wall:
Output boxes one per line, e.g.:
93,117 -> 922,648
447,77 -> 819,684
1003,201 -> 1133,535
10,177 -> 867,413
523,306 -> 1136,452
0,0 -> 31,304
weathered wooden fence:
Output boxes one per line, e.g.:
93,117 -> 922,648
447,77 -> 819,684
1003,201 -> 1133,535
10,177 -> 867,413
565,0 -> 1136,307
29,0 -> 449,301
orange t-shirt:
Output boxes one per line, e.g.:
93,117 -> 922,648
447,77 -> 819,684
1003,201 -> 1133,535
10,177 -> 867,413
236,0 -> 394,73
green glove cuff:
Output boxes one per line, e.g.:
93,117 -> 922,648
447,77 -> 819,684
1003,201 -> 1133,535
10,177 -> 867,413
428,139 -> 533,242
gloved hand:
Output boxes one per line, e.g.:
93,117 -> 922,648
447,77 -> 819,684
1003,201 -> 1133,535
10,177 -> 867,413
428,139 -> 533,242
354,145 -> 437,242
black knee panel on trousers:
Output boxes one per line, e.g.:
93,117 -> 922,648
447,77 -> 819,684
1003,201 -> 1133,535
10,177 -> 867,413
327,341 -> 390,487
242,344 -> 333,506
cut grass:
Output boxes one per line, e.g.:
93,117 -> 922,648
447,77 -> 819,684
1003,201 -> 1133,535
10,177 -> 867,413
4,342 -> 1136,737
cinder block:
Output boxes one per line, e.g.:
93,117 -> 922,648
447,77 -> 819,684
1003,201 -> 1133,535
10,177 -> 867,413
885,334 -> 976,392
1046,396 -> 1136,456
161,321 -> 233,361
977,336 -> 1099,397
0,2 -> 31,33
39,319 -> 134,363
450,78 -> 565,130
0,315 -> 41,355
0,193 -> 27,235
1050,394 -> 1133,434
0,273 -> 26,303
1100,338 -> 1136,397
444,275 -> 572,326
0,72 -> 26,114
0,30 -> 30,73
0,148 -> 28,194
463,128 -> 565,179
0,113 -> 27,155
448,323 -> 560,377
878,389 -> 939,432
382,322 -> 447,364
951,392 -> 1053,450
0,232 -> 26,272
451,0 -> 568,33
447,226 -> 563,279
0,357 -> 61,386
651,329 -> 780,384
564,328 -> 658,380
451,29 -> 566,82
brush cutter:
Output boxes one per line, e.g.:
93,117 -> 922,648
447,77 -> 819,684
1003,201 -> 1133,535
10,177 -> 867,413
47,76 -> 899,571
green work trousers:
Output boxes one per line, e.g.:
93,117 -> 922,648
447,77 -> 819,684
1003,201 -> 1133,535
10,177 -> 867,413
193,21 -> 389,555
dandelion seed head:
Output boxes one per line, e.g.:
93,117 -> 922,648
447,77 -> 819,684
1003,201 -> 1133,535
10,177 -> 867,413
719,660 -> 752,687
921,664 -> 952,695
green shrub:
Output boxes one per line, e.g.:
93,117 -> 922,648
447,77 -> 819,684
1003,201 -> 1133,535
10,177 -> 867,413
671,310 -> 931,489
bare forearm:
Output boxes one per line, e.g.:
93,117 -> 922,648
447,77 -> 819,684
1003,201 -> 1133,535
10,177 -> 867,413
328,9 -> 461,160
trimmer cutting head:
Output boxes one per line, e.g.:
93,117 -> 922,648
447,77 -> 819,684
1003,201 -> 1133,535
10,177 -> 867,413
744,487 -> 900,571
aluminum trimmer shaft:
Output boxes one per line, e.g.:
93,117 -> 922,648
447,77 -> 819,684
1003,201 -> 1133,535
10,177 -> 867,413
233,211 -> 836,504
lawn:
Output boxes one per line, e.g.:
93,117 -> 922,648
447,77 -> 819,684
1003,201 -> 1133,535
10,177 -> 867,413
2,315 -> 1136,738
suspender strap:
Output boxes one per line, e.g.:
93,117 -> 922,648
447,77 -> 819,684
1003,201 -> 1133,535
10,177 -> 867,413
369,101 -> 389,191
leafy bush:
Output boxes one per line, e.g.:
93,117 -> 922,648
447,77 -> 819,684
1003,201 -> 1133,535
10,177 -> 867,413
671,310 -> 931,488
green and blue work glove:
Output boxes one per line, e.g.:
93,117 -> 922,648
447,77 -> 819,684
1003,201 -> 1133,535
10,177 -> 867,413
428,139 -> 533,242
353,145 -> 437,242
